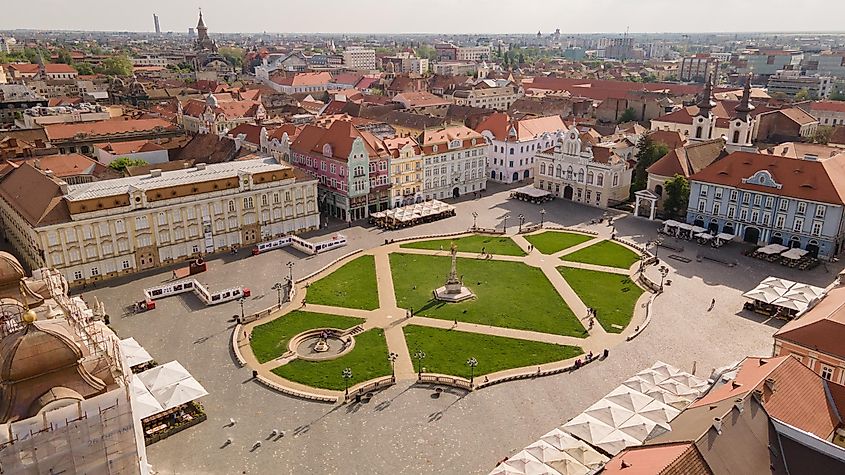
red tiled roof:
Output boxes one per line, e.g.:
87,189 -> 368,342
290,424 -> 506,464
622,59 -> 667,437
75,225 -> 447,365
775,285 -> 845,360
227,123 -> 263,145
527,76 -> 741,101
418,125 -> 484,154
0,163 -> 70,227
691,356 -> 840,440
475,112 -> 567,142
393,91 -> 451,108
808,101 -> 845,114
44,118 -> 176,141
291,120 -> 388,162
602,442 -> 702,475
94,140 -> 164,155
688,151 -> 845,205
270,71 -> 332,87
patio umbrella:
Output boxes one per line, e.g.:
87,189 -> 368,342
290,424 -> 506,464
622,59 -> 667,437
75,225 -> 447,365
633,369 -> 667,386
772,297 -> 809,313
562,414 -> 615,444
657,379 -> 698,398
502,450 -> 562,475
137,361 -> 192,392
130,375 -> 164,419
120,337 -> 153,368
760,276 -> 795,289
593,429 -> 641,455
622,375 -> 660,394
540,428 -> 582,451
151,376 -> 209,410
562,444 -> 608,469
742,285 -> 785,304
526,440 -> 590,475
644,387 -> 693,410
638,399 -> 681,425
617,413 -> 666,442
584,400 -> 635,428
605,385 -> 656,413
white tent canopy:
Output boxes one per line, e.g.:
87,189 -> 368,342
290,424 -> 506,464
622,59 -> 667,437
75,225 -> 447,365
137,361 -> 208,410
138,361 -> 192,392
502,450 -> 562,475
119,337 -> 153,368
743,277 -> 826,313
594,429 -> 642,455
605,385 -> 657,413
757,243 -> 789,255
781,248 -> 808,260
513,185 -> 551,198
562,413 -> 615,445
130,375 -> 164,420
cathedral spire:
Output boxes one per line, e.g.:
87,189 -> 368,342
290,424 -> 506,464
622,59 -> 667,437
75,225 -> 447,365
696,74 -> 716,114
733,74 -> 755,122
197,9 -> 206,29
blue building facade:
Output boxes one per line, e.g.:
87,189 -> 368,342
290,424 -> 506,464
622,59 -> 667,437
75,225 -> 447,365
686,153 -> 845,259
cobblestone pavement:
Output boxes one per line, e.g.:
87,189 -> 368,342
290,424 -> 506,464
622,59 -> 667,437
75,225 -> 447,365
85,183 -> 838,475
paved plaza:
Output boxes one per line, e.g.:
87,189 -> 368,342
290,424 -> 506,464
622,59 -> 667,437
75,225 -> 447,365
84,183 -> 839,474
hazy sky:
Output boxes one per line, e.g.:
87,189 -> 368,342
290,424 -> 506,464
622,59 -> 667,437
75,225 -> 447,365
2,0 -> 844,34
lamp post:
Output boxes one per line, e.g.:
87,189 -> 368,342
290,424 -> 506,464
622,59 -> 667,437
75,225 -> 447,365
659,265 -> 669,291
503,214 -> 509,233
540,208 -> 546,228
472,212 -> 478,230
414,349 -> 426,379
272,282 -> 284,307
652,238 -> 661,260
388,352 -> 398,379
466,357 -> 478,387
286,261 -> 294,282
239,297 -> 245,320
342,367 -> 353,396
518,214 -> 525,233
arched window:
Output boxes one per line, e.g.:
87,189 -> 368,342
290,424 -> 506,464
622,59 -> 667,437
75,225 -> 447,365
228,200 -> 235,213
612,174 -> 619,187
540,163 -> 546,175
695,126 -> 703,139
577,169 -> 584,182
733,130 -> 740,143
556,164 -> 562,177
597,174 -> 604,186
587,171 -> 594,184
566,166 -> 573,180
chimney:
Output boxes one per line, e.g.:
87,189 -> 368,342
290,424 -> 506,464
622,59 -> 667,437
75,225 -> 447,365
195,163 -> 207,171
764,378 -> 776,392
44,169 -> 54,178
149,169 -> 162,178
753,388 -> 764,398
759,358 -> 767,366
734,398 -> 744,413
712,417 -> 723,434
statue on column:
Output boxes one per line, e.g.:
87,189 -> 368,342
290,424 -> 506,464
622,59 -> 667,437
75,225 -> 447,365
434,241 -> 475,302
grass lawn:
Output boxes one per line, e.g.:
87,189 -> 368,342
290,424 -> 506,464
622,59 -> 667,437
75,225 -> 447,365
305,255 -> 379,310
272,329 -> 392,390
403,325 -> 583,378
561,240 -> 640,269
250,311 -> 365,364
525,231 -> 594,255
559,267 -> 643,333
400,234 -> 526,256
390,253 -> 585,337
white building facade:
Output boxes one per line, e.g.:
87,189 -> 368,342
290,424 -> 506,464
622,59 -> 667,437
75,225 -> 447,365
420,126 -> 489,200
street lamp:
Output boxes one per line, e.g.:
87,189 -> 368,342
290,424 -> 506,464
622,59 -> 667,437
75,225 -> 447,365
540,208 -> 546,228
272,282 -> 284,307
286,261 -> 295,283
472,212 -> 478,230
342,367 -> 353,396
388,352 -> 398,379
239,296 -> 245,320
518,214 -> 525,233
659,265 -> 669,291
503,214 -> 510,233
652,238 -> 661,260
466,357 -> 478,387
414,349 -> 426,379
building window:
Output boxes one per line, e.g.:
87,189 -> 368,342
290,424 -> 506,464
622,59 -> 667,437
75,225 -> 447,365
797,201 -> 807,215
698,199 -> 706,212
741,193 -> 750,205
729,190 -> 738,202
700,185 -> 709,197
122,260 -> 130,270
727,205 -> 735,218
816,205 -> 826,219
158,212 -> 167,226
765,196 -> 774,208
135,216 -> 149,229
751,210 -> 759,223
794,218 -> 804,232
779,200 -> 788,212
740,209 -> 748,221
753,195 -> 762,206
243,197 -> 254,209
91,267 -> 99,276
820,365 -> 834,380
73,271 -> 83,281
65,229 -> 77,242
775,215 -> 785,229
811,221 -> 822,236
713,203 -> 721,216
714,187 -> 723,199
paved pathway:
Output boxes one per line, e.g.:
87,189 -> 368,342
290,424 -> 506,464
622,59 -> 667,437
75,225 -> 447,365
241,228 -> 649,397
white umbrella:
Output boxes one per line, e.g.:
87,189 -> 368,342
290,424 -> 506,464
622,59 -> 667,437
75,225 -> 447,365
616,413 -> 664,442
584,400 -> 635,428
760,276 -> 795,289
622,375 -> 660,394
649,361 -> 685,380
120,337 -> 153,368
593,429 -> 641,455
772,297 -> 809,313
138,361 -> 192,392
561,444 -> 608,469
605,385 -> 657,413
633,369 -> 667,386
657,379 -> 698,398
130,375 -> 164,419
526,440 -> 589,475
548,457 -> 589,475
644,387 -> 692,410
503,450 -> 562,475
151,376 -> 209,410
639,399 -> 681,425
743,285 -> 784,304
562,414 -> 615,444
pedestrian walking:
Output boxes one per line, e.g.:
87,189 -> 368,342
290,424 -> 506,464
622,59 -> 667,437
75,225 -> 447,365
708,298 -> 715,311
301,298 -> 306,309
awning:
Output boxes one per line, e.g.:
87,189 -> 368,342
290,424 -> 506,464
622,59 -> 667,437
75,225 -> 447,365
695,233 -> 714,240
138,361 -> 192,392
715,233 -> 735,241
690,226 -> 707,234
758,244 -> 789,255
513,185 -> 551,198
781,248 -> 808,260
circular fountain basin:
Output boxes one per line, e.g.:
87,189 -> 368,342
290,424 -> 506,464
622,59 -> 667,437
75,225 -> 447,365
288,328 -> 356,361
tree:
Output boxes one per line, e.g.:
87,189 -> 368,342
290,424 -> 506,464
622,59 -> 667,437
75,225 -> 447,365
96,54 -> 133,76
662,175 -> 690,218
813,125 -> 834,144
618,108 -> 637,123
793,88 -> 811,101
108,157 -> 148,174
74,62 -> 94,75
55,49 -> 73,64
219,47 -> 245,68
631,136 -> 669,196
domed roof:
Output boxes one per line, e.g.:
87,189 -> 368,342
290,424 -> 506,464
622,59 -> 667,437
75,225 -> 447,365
0,320 -> 81,382
0,252 -> 24,287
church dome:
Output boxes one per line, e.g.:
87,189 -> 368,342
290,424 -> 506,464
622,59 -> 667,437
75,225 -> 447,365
0,252 -> 24,287
0,320 -> 82,383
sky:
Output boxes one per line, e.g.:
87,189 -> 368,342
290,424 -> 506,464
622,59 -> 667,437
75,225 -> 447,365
2,0 -> 845,34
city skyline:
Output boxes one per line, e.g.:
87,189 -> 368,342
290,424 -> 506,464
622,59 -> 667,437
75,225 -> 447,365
3,0 -> 845,35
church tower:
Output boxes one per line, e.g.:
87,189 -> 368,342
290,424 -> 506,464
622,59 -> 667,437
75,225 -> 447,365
692,75 -> 716,141
727,75 -> 756,152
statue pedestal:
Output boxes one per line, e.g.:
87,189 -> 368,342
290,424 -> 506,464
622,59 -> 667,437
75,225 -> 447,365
434,284 -> 475,303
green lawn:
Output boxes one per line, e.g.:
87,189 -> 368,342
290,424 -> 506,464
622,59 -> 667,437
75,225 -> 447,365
559,267 -> 644,333
561,240 -> 640,269
305,255 -> 379,310
390,253 -> 585,337
403,325 -> 583,378
524,231 -> 595,255
272,329 -> 392,390
250,311 -> 365,364
400,234 -> 526,256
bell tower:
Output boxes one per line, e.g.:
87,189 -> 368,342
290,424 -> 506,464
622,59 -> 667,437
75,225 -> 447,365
727,75 -> 756,152
692,74 -> 716,141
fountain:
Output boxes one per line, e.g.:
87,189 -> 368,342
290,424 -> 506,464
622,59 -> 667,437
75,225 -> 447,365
434,242 -> 475,303
290,329 -> 355,361
312,331 -> 331,352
